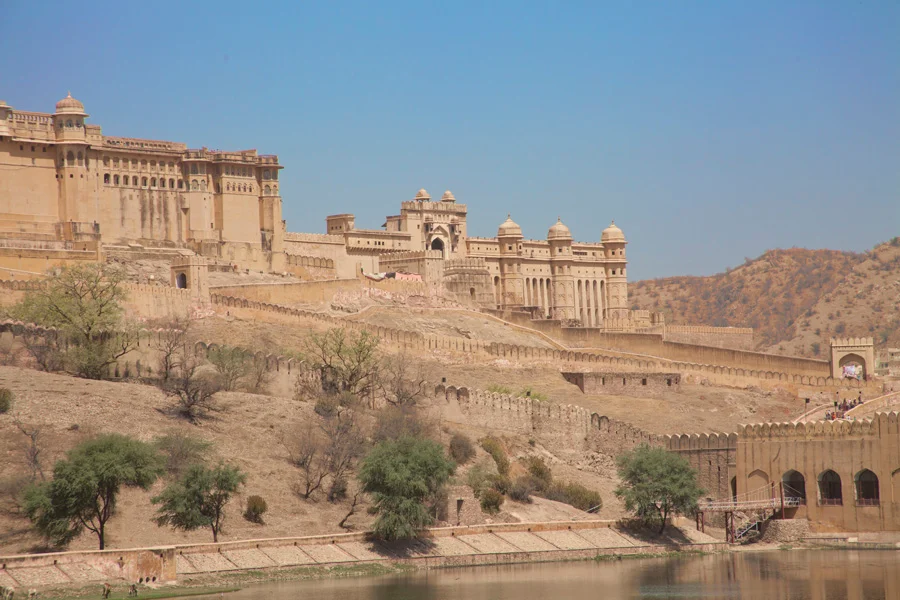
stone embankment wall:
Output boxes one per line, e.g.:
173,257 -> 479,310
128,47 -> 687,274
0,522 -> 726,590
663,325 -> 754,351
209,278 -> 437,306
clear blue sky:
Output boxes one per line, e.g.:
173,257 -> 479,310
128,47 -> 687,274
3,1 -> 897,280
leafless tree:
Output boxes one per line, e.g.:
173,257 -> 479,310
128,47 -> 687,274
338,488 -> 362,529
300,328 -> 381,398
152,317 -> 191,382
13,415 -> 45,481
378,350 -> 431,407
19,330 -> 64,372
246,354 -> 274,394
284,423 -> 330,499
159,344 -> 222,423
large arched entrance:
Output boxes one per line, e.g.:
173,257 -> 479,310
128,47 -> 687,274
818,470 -> 843,506
838,354 -> 867,380
430,237 -> 445,258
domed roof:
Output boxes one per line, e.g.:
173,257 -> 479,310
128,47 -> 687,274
414,188 -> 431,201
55,92 -> 86,114
601,220 -> 625,243
547,217 -> 572,241
441,190 -> 455,202
497,214 -> 523,238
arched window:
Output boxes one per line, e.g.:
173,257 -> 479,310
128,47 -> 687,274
132,176 -> 138,186
168,162 -> 174,171
66,151 -> 75,166
114,175 -> 120,185
103,156 -> 110,166
169,179 -> 175,188
191,179 -> 199,191
818,470 -> 843,506
77,151 -> 83,166
273,185 -> 278,194
150,160 -> 156,168
142,177 -> 148,187
782,470 -> 806,504
263,170 -> 271,180
190,164 -> 198,175
178,180 -> 183,189
264,185 -> 271,195
66,119 -> 73,128
150,178 -> 157,187
856,470 -> 879,505
160,178 -> 165,188
103,173 -> 110,184
200,180 -> 207,191
176,273 -> 187,289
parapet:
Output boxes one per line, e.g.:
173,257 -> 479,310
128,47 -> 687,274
830,337 -> 874,348
739,412 -> 899,440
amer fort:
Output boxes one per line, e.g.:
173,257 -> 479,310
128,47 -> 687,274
1,93 -> 899,547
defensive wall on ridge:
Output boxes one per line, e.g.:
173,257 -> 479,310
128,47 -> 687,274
206,292 -> 880,392
434,383 -> 737,499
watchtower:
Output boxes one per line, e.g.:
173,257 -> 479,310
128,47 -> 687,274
170,254 -> 209,298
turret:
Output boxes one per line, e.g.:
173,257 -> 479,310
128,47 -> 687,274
548,217 -> 575,320
496,215 -> 525,308
601,221 -> 628,319
53,93 -> 90,223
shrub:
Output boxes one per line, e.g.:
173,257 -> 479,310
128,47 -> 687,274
480,436 -> 509,476
327,476 -> 348,502
153,432 -> 213,478
244,495 -> 268,524
486,384 -> 512,395
523,456 -> 552,492
0,388 -> 12,414
509,476 -> 535,503
449,434 -> 475,464
314,395 -> 339,418
518,387 -> 548,401
373,405 -> 435,442
546,482 -> 603,512
480,488 -> 504,514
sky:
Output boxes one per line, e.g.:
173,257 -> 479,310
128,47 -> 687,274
2,1 -> 897,280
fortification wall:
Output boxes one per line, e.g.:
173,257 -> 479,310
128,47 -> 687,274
736,414 -> 900,532
210,278 -> 432,306
663,325 -> 754,351
563,371 -> 681,397
0,246 -> 99,280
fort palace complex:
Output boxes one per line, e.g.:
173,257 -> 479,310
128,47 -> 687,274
2,95 -> 896,534
1,94 -> 634,325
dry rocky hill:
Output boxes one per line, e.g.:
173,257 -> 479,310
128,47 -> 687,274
630,239 -> 900,358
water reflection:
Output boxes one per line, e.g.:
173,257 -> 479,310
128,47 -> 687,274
205,551 -> 900,600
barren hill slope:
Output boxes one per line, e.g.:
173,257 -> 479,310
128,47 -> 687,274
630,239 -> 900,356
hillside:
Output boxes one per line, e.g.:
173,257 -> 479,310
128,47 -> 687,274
630,239 -> 900,357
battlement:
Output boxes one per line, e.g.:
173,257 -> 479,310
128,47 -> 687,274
380,250 -> 443,262
400,200 -> 467,214
831,337 -> 874,348
739,413 -> 899,440
284,232 -> 344,244
444,257 -> 489,271
666,325 -> 754,335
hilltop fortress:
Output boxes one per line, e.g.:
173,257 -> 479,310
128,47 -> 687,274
2,95 -> 895,536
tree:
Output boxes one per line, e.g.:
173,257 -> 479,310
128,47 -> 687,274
207,346 -> 249,392
160,344 -> 222,423
358,436 -> 455,541
283,412 -> 365,500
152,463 -> 246,542
614,445 -> 704,535
153,431 -> 213,478
8,264 -> 136,379
299,328 -> 380,398
246,354 -> 274,394
151,317 -> 191,383
23,434 -> 163,549
284,422 -> 330,499
378,351 -> 431,407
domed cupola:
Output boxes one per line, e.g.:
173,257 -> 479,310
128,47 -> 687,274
601,220 -> 625,243
497,214 -> 523,239
55,92 -> 87,115
440,190 -> 455,202
414,188 -> 431,201
547,217 -> 572,241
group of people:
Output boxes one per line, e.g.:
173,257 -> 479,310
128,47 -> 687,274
825,392 -> 864,421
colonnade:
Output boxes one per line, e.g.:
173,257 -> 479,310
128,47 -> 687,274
520,276 -> 606,324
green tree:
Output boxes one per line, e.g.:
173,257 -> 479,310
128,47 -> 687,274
207,346 -> 249,392
358,436 -> 455,541
614,445 -> 704,534
23,434 -> 163,549
152,463 -> 246,542
8,264 -> 136,379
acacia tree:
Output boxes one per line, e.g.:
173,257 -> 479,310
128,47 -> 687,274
207,346 -> 249,392
378,351 -> 431,407
152,317 -> 191,382
8,264 -> 136,379
159,344 -> 222,423
152,463 -> 246,542
358,436 -> 455,541
299,329 -> 381,398
614,444 -> 704,534
23,434 -> 163,549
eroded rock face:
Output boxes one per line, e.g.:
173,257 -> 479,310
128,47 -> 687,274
760,519 -> 810,544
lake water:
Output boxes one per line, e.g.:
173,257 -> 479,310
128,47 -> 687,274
206,550 -> 900,599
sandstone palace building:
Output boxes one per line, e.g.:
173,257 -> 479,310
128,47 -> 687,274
0,94 -> 643,326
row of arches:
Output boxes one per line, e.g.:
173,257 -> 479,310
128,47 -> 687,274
104,174 -> 183,189
743,468 -> 885,506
